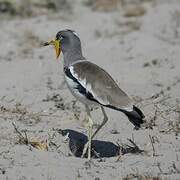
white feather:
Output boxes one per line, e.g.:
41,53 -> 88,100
66,66 -> 100,106
122,106 -> 133,112
69,66 -> 109,105
72,30 -> 79,37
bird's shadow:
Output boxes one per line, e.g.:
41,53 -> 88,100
58,129 -> 143,158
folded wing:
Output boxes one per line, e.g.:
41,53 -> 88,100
70,61 -> 133,111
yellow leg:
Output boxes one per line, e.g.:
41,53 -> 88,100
81,105 -> 93,160
88,115 -> 93,160
91,106 -> 108,139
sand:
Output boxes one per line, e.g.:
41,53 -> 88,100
0,0 -> 180,179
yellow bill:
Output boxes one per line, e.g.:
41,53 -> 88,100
43,39 -> 61,59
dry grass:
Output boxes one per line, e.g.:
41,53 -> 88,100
12,122 -> 48,150
0,0 -> 72,17
123,4 -> 146,17
84,0 -> 120,11
122,173 -> 162,180
0,103 -> 65,125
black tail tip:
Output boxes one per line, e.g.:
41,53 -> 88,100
133,106 -> 145,130
133,105 -> 145,119
125,106 -> 145,130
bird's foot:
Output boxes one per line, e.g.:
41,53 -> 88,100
81,141 -> 89,158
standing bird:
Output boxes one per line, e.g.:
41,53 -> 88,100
43,29 -> 145,160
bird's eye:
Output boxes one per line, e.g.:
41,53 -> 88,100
56,35 -> 64,41
59,36 -> 64,40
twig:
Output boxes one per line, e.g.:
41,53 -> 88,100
0,150 -> 10,156
176,154 -> 179,161
149,135 -> 156,157
172,162 -> 180,174
157,162 -> 163,173
153,104 -> 158,123
116,138 -> 144,161
0,104 -> 64,120
12,122 -> 48,151
12,122 -> 28,145
127,138 -> 138,148
12,122 -> 22,136
91,148 -> 100,158
24,131 -> 29,144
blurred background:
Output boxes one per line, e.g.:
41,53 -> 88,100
0,0 -> 150,17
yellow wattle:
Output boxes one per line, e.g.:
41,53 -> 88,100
54,40 -> 61,59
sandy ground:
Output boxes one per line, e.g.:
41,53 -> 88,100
0,0 -> 180,179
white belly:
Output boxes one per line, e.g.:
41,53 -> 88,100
65,75 -> 99,107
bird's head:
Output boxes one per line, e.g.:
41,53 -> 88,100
43,29 -> 81,59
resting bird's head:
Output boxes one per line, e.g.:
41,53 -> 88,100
43,29 -> 81,59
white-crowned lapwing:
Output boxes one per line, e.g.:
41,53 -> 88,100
43,29 -> 145,160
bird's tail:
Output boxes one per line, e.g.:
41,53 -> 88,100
105,104 -> 145,129
122,105 -> 145,130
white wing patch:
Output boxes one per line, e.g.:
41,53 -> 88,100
69,66 -> 109,105
122,106 -> 133,112
69,66 -> 89,90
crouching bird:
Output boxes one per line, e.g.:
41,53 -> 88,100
43,29 -> 145,160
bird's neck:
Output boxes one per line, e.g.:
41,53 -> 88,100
63,48 -> 85,67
